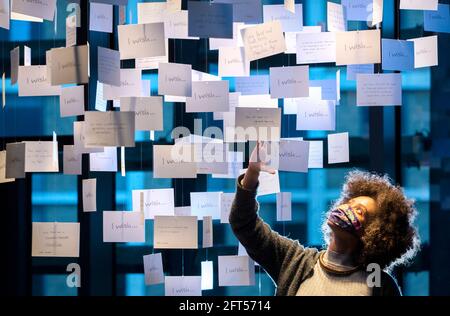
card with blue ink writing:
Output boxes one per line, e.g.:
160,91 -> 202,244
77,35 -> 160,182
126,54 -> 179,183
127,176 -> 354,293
310,79 -> 338,102
188,1 -> 233,39
424,4 -> 450,34
263,4 -> 303,32
382,39 -> 415,71
341,0 -> 372,22
235,76 -> 270,96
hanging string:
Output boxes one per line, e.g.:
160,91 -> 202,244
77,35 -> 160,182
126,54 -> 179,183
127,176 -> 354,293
181,249 -> 184,276
1,35 -> 4,149
204,37 -> 208,133
53,15 -> 57,135
258,264 -> 262,296
38,23 -> 41,65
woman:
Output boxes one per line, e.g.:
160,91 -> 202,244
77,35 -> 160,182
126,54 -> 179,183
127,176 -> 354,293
229,142 -> 420,296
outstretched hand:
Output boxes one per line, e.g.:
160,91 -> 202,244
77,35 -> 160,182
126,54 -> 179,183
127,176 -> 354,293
242,141 -> 276,190
248,141 -> 276,175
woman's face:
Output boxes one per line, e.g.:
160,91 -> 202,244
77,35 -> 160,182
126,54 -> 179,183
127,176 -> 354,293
327,196 -> 378,237
344,196 -> 378,228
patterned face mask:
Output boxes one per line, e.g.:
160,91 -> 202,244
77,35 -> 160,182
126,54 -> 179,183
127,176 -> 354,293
328,205 -> 362,234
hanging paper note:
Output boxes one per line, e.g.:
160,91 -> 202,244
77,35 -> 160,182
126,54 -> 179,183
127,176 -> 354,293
143,253 -> 164,285
82,178 -> 97,212
32,222 -> 80,257
241,20 -> 286,62
188,1 -> 233,39
336,29 -> 381,65
328,132 -> 349,164
357,73 -> 402,106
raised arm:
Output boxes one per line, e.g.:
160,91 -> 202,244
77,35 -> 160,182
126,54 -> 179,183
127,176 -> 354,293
229,142 -> 304,283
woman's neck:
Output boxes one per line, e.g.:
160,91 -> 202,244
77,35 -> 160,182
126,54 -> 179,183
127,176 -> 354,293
328,233 -> 359,256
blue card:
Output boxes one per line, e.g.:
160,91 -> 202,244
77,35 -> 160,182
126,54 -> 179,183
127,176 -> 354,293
341,0 -> 372,22
347,64 -> 374,81
188,1 -> 233,39
235,76 -> 270,95
214,0 -> 263,24
310,79 -> 338,102
382,39 -> 415,72
424,4 -> 450,34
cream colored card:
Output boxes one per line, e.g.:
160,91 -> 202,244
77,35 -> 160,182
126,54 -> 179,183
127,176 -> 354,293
0,151 -> 14,183
336,29 -> 381,65
154,216 -> 198,249
241,20 -> 286,62
32,222 -> 80,257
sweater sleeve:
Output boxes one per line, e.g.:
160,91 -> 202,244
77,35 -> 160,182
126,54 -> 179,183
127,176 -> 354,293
229,173 -> 304,284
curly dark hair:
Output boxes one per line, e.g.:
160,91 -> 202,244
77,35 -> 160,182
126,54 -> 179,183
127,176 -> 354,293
322,170 -> 421,272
